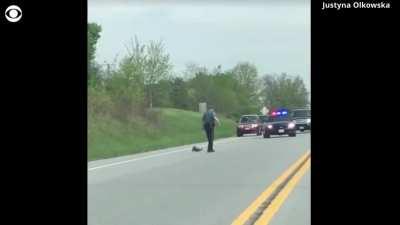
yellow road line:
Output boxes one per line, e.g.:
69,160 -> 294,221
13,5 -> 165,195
231,150 -> 310,225
254,158 -> 310,225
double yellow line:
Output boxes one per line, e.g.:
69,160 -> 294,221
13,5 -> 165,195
231,151 -> 311,225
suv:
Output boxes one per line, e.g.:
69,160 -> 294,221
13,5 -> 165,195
263,109 -> 296,138
291,109 -> 311,132
237,115 -> 261,137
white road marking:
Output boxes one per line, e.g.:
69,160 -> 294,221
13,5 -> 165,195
88,137 -> 272,172
88,148 -> 187,171
88,136 -> 240,172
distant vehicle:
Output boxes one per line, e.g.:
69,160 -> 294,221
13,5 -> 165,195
291,108 -> 311,132
262,109 -> 296,138
237,115 -> 261,137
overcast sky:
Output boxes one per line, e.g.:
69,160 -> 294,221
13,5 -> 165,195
88,0 -> 310,90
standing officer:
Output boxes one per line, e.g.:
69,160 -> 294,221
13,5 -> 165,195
202,108 -> 220,152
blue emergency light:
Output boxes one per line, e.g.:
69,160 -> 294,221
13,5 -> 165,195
271,109 -> 288,116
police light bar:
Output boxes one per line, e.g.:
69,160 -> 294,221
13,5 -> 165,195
270,109 -> 288,116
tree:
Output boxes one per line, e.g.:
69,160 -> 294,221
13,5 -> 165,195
103,37 -> 148,119
211,72 -> 239,116
183,62 -> 209,80
144,40 -> 173,108
170,77 -> 189,109
88,23 -> 102,81
212,64 -> 222,75
184,70 -> 242,117
188,72 -> 215,105
230,62 -> 262,114
152,79 -> 173,108
261,73 -> 309,110
231,62 -> 258,93
121,37 -> 173,109
123,36 -> 147,82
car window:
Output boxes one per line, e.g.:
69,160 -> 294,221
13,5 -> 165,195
292,110 -> 310,118
240,116 -> 258,123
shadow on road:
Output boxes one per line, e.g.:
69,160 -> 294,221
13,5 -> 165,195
235,131 -> 310,139
264,131 -> 310,139
265,135 -> 295,139
237,134 -> 261,138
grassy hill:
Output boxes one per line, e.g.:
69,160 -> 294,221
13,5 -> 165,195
88,108 -> 236,161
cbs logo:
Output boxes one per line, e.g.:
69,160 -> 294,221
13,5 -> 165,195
5,5 -> 22,22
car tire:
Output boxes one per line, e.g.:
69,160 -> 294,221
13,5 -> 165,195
237,132 -> 243,137
263,132 -> 270,138
289,132 -> 296,137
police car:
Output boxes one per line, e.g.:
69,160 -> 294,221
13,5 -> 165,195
262,109 -> 296,138
291,108 -> 311,132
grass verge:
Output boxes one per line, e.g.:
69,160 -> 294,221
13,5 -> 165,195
88,108 -> 236,161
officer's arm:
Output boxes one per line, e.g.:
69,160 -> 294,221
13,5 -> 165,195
214,113 -> 220,125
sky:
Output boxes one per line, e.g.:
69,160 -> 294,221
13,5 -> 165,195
88,0 -> 310,90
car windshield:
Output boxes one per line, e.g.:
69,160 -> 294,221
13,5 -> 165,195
292,110 -> 310,118
240,116 -> 258,123
259,116 -> 268,123
268,116 -> 291,122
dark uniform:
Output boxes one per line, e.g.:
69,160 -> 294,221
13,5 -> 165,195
202,109 -> 219,152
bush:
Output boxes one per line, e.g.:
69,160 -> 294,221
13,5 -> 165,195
144,108 -> 162,127
88,87 -> 113,117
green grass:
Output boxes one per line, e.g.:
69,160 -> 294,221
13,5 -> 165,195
88,108 -> 236,161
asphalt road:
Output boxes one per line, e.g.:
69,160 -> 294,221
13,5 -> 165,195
269,170 -> 310,225
88,132 -> 310,225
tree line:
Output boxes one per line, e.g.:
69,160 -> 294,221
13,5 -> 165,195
88,23 -> 309,121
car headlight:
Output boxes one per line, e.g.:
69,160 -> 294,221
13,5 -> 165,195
306,119 -> 311,124
251,124 -> 258,128
238,125 -> 244,128
267,124 -> 273,129
288,122 -> 295,129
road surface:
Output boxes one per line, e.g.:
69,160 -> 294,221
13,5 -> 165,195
88,133 -> 310,225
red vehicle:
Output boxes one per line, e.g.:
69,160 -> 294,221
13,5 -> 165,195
236,115 -> 262,137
